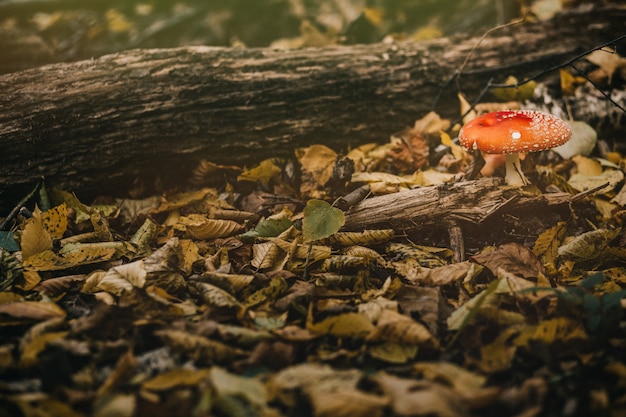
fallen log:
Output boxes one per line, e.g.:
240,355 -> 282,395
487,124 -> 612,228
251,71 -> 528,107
0,3 -> 624,209
342,178 -> 583,232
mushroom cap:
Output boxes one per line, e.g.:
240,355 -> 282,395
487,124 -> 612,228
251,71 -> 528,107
458,110 -> 572,154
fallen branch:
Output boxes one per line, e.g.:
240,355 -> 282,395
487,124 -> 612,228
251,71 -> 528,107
342,177 -> 594,232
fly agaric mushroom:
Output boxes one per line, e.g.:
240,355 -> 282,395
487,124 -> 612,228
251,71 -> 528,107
458,110 -> 572,186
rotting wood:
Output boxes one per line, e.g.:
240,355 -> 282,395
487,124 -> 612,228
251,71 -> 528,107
0,4 -> 624,208
342,177 -> 590,232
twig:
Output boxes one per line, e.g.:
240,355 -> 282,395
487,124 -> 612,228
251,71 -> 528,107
0,178 -> 43,231
568,63 -> 626,113
455,14 -> 528,93
487,35 -> 626,88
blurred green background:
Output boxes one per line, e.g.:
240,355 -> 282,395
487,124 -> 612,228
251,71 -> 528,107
0,0 -> 563,74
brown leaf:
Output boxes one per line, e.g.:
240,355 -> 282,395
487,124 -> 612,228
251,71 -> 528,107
0,301 -> 66,322
388,128 -> 429,173
367,309 -> 439,349
471,243 -> 545,279
373,373 -> 467,417
156,329 -> 246,365
34,274 -> 85,297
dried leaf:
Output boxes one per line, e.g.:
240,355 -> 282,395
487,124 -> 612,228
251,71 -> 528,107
21,207 -> 53,259
492,75 -> 536,101
192,281 -> 243,311
23,245 -> 117,272
41,203 -> 68,240
0,301 -> 66,322
413,261 -> 479,286
323,229 -> 395,247
585,49 -> 626,84
471,243 -> 544,279
367,309 -> 438,349
142,368 -> 212,391
534,223 -> 566,275
245,275 -> 289,307
238,158 -> 283,187
156,329 -> 245,364
307,310 -> 374,338
186,218 -> 244,240
568,169 -> 623,195
558,228 -> 621,262
209,367 -> 267,414
298,145 -> 337,194
374,373 -> 466,417
388,128 -> 429,172
368,342 -> 418,364
251,241 -> 287,270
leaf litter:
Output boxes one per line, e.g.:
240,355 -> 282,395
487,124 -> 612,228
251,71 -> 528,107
2,95 -> 626,416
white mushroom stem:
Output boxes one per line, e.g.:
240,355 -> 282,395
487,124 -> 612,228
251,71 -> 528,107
504,153 -> 529,186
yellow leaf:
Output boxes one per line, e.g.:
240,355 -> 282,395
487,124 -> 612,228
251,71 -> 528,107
533,221 -> 567,275
41,203 -> 67,240
106,9 -> 132,33
238,158 -> 283,187
151,188 -> 218,214
142,368 -> 211,391
572,155 -> 602,176
478,327 -> 519,373
297,145 -> 337,193
307,310 -> 374,338
368,342 -> 418,364
23,245 -> 117,271
245,275 -> 289,307
514,317 -> 587,347
560,68 -> 586,95
492,75 -> 536,101
20,330 -> 69,368
20,207 -> 53,259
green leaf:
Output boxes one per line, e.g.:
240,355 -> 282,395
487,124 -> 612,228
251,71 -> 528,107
0,231 -> 20,252
302,200 -> 345,242
239,218 -> 293,242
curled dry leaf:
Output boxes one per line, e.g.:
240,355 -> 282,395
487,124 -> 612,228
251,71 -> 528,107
367,308 -> 439,349
307,310 -> 374,338
373,373 -> 467,417
155,329 -> 246,365
142,368 -> 212,392
558,228 -> 621,262
186,218 -> 244,240
0,301 -> 66,322
322,229 -> 395,247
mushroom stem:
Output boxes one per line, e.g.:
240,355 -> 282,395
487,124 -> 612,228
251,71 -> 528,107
504,153 -> 529,186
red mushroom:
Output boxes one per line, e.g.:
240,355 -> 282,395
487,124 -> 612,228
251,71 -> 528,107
458,110 -> 572,186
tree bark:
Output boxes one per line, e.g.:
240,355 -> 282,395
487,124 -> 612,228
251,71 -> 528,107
0,4 -> 624,208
